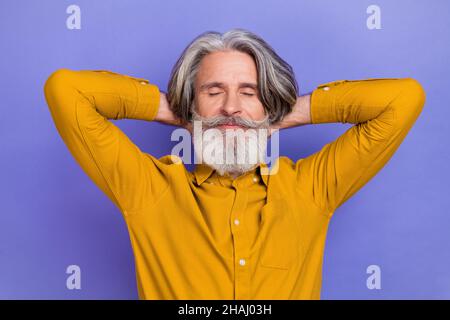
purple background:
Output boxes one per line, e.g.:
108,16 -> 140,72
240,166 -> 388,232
0,0 -> 448,299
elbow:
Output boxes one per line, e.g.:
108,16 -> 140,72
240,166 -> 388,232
43,68 -> 76,111
389,78 -> 426,131
402,78 -> 426,114
44,68 -> 75,97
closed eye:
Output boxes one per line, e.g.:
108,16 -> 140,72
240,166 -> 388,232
208,92 -> 254,96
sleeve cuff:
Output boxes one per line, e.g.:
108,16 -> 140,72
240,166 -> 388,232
310,80 -> 345,124
135,79 -> 160,121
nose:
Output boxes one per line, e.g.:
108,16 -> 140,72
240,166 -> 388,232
220,92 -> 242,117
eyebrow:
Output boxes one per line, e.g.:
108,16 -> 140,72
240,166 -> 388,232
199,81 -> 258,91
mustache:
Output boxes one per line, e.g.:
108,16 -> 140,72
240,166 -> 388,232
191,109 -> 270,129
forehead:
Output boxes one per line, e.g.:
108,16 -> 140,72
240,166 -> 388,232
196,50 -> 258,86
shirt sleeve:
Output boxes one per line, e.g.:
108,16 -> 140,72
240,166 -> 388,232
43,68 -> 168,214
296,77 -> 426,216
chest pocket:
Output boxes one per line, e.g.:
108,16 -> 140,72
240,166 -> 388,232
258,199 -> 303,270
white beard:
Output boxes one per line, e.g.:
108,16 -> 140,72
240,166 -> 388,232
194,127 -> 268,177
192,110 -> 270,177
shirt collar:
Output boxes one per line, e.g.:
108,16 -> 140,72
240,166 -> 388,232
193,163 -> 215,185
193,162 -> 269,187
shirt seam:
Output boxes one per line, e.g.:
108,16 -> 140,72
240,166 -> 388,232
74,97 -> 126,213
298,88 -> 401,216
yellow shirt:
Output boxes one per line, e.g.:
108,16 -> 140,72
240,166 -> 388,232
43,69 -> 426,299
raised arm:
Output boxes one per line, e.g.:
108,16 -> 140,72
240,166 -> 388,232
43,68 -> 169,215
292,77 -> 426,216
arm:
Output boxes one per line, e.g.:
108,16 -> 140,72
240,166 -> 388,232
289,78 -> 426,215
44,68 -> 170,214
268,93 -> 311,136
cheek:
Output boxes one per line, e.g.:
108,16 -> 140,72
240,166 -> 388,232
195,97 -> 221,117
246,101 -> 266,119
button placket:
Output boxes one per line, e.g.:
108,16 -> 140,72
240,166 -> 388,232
230,185 -> 251,299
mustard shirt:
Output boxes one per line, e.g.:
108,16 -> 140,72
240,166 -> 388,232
43,68 -> 426,299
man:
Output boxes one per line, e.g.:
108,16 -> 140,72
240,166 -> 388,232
43,28 -> 426,299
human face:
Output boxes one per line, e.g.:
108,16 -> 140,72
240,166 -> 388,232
191,50 -> 270,177
193,50 -> 267,127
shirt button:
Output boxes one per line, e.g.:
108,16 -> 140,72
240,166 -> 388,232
322,86 -> 330,91
239,259 -> 246,266
140,81 -> 147,85
252,176 -> 258,183
234,219 -> 240,226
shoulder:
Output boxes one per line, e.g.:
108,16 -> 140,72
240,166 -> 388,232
265,156 -> 297,177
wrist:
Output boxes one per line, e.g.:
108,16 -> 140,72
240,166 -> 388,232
155,92 -> 169,122
294,94 -> 312,126
154,92 -> 184,126
275,94 -> 311,130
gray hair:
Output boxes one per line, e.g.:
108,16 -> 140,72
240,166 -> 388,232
167,28 -> 299,125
